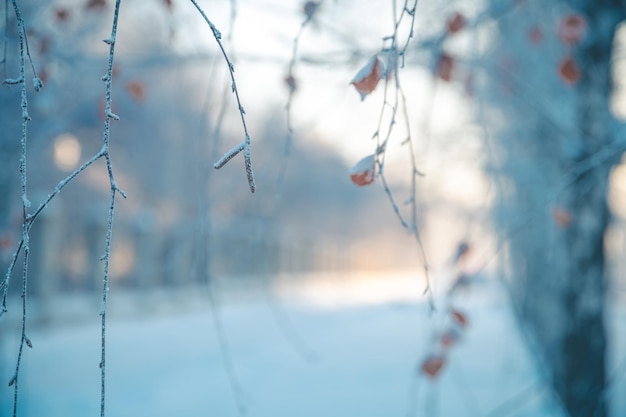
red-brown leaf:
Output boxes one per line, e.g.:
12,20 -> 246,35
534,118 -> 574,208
421,356 -> 446,379
446,12 -> 466,35
440,330 -> 460,348
55,8 -> 70,23
0,234 -> 11,249
38,67 -> 49,85
127,80 -> 146,102
553,207 -> 572,228
436,53 -> 455,82
557,13 -> 586,46
558,56 -> 580,85
451,309 -> 469,327
85,0 -> 106,10
351,56 -> 384,101
349,155 -> 376,187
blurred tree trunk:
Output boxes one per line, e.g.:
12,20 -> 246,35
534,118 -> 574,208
490,1 -> 625,416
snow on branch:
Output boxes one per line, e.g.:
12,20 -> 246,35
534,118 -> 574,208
189,0 -> 256,193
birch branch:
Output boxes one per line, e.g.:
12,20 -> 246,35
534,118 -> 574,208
189,0 -> 256,193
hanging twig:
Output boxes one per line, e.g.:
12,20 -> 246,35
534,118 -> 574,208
3,2 -> 33,416
189,0 -> 256,193
97,2 -> 127,417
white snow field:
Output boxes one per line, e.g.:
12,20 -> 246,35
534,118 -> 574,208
1,272 -> 624,417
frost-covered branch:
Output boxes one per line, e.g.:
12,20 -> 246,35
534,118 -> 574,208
0,147 -> 105,316
355,0 -> 434,307
97,2 -> 127,417
189,0 -> 256,193
3,1 -> 34,415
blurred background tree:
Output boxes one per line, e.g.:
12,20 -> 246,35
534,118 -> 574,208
478,2 -> 625,416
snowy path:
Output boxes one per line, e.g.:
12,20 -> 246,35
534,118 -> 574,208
0,275 -> 624,417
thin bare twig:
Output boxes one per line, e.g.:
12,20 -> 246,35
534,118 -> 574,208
98,2 -> 127,416
189,0 -> 256,193
367,0 -> 434,308
0,151 -> 105,313
4,2 -> 33,416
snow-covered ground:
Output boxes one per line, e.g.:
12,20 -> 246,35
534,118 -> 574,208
0,273 -> 624,417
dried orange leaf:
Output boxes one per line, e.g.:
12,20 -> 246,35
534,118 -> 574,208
85,0 -> 106,10
436,53 -> 455,82
451,309 -> 469,327
349,154 -> 376,187
127,80 -> 146,102
553,207 -> 572,228
557,13 -> 586,46
446,12 -> 466,34
421,356 -> 446,379
351,56 -> 384,101
440,329 -> 460,348
0,234 -> 12,249
558,56 -> 580,85
55,8 -> 70,23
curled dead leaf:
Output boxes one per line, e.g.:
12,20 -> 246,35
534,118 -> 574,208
349,154 -> 376,187
55,8 -> 70,23
451,309 -> 469,328
436,53 -> 455,82
553,207 -> 572,228
440,329 -> 461,348
558,13 -> 586,46
0,234 -> 12,249
127,80 -> 146,102
351,56 -> 384,101
85,0 -> 106,10
421,355 -> 446,379
558,56 -> 580,85
446,12 -> 466,34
